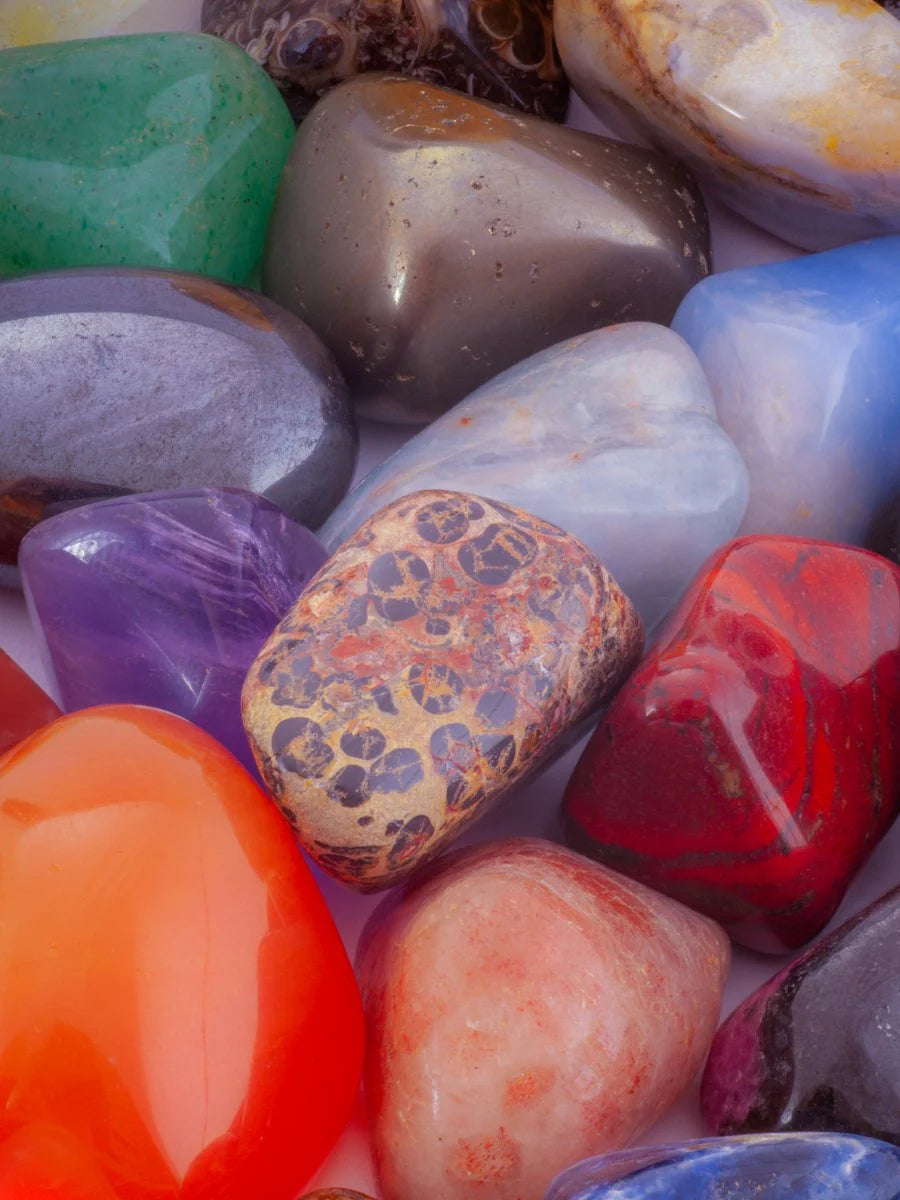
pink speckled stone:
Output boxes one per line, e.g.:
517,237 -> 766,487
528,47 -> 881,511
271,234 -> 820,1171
356,838 -> 730,1200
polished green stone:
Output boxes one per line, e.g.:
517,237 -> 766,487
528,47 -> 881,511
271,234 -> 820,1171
0,34 -> 294,283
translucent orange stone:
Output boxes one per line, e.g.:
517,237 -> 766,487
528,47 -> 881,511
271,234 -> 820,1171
0,648 -> 60,756
0,706 -> 365,1197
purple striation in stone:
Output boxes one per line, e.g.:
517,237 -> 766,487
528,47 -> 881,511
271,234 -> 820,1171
19,488 -> 327,772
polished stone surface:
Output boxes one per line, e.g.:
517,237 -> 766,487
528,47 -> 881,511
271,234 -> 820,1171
0,0 -> 201,45
0,33 -> 293,283
703,885 -> 900,1142
564,536 -> 900,953
20,488 -> 327,773
0,269 -> 357,527
0,705 -> 364,1194
0,476 -> 131,589
0,649 -> 60,758
263,75 -> 710,422
244,491 -> 643,889
672,238 -> 900,544
555,0 -> 900,249
202,0 -> 568,121
320,325 -> 748,632
358,838 -> 729,1200
547,1134 -> 900,1198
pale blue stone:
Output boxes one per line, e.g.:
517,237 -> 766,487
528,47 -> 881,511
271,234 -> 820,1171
320,323 -> 748,632
546,1133 -> 900,1199
672,236 -> 900,543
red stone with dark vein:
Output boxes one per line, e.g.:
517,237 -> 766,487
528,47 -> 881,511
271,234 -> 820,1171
243,490 -> 642,890
0,649 -> 60,757
563,536 -> 900,953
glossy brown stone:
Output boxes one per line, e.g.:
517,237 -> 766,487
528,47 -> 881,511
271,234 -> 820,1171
0,476 -> 130,588
202,0 -> 567,122
262,75 -> 711,423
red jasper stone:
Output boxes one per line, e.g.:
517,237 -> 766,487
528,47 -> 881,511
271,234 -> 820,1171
563,536 -> 900,953
0,649 -> 60,756
0,706 -> 364,1197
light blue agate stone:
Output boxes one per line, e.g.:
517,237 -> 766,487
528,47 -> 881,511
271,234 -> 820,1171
546,1133 -> 900,1199
672,236 -> 900,544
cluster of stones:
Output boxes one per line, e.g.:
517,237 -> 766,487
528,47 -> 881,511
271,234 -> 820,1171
0,2 -> 899,1198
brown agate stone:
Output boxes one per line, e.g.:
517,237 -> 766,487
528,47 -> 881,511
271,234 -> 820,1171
0,476 -> 130,587
242,490 -> 642,890
201,0 -> 567,122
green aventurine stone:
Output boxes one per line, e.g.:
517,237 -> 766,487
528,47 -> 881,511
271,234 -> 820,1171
0,34 -> 294,283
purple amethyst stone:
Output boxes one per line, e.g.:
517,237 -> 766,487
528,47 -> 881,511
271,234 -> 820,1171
20,487 -> 327,771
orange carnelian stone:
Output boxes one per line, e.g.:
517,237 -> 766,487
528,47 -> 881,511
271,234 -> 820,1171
0,649 -> 60,756
0,706 -> 364,1197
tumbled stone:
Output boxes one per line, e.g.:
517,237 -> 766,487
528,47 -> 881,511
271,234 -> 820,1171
547,1134 -> 900,1198
0,269 -> 356,526
0,33 -> 292,283
202,0 -> 568,122
358,838 -> 730,1200
555,0 -> 900,249
0,705 -> 364,1192
263,75 -> 710,422
20,488 -> 327,773
0,1 -> 199,46
671,238 -> 900,544
703,885 -> 900,1142
564,536 -> 900,953
0,650 -> 60,758
320,324 -> 748,632
0,476 -> 131,589
243,490 -> 642,889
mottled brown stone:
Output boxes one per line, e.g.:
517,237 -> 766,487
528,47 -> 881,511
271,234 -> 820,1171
242,490 -> 643,889
202,0 -> 567,122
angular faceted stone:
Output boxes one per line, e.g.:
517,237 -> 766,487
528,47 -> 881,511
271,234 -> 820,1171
20,488 -> 327,773
0,33 -> 293,283
358,838 -> 730,1200
0,706 -> 365,1194
0,650 -> 60,758
563,536 -> 900,953
0,476 -> 131,589
547,1134 -> 900,1198
263,75 -> 710,423
243,491 -> 643,889
555,0 -> 900,249
202,0 -> 568,123
671,238 -> 900,544
320,325 -> 749,633
702,885 -> 900,1142
0,269 -> 357,526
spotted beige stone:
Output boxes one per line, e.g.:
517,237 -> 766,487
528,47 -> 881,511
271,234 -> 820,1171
242,490 -> 642,889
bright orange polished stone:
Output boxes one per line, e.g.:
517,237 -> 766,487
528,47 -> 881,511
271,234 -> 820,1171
0,705 -> 365,1197
0,649 -> 60,756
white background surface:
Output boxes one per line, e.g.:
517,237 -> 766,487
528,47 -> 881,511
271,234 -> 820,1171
0,11 -> 896,1193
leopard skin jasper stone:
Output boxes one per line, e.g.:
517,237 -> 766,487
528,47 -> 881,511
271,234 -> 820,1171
243,490 -> 642,890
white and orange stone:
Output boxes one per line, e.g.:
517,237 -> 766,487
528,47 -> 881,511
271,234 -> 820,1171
357,838 -> 730,1200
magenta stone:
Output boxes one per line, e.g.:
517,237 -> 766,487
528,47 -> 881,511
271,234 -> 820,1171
20,488 -> 327,771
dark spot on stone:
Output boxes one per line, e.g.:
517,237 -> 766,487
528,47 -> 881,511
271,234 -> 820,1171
457,523 -> 538,585
408,662 -> 464,714
370,747 -> 425,793
430,722 -> 477,773
426,617 -> 452,636
341,725 -> 387,760
271,716 -> 334,778
368,550 -> 431,621
476,689 -> 517,728
385,819 -> 404,835
347,595 -> 369,628
387,814 -> 435,868
415,496 -> 484,544
357,815 -> 374,826
372,682 -> 399,715
478,731 -> 517,773
446,774 -> 487,812
327,763 -> 370,807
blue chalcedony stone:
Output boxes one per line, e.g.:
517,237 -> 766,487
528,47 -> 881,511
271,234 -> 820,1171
546,1133 -> 900,1199
672,237 -> 900,544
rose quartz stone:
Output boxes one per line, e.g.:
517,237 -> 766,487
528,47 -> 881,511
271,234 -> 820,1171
357,838 -> 730,1200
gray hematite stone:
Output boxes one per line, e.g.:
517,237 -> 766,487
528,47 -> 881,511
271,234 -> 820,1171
0,268 -> 358,528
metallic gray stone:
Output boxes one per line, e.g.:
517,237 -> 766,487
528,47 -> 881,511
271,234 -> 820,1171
0,268 -> 357,526
263,74 -> 711,423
